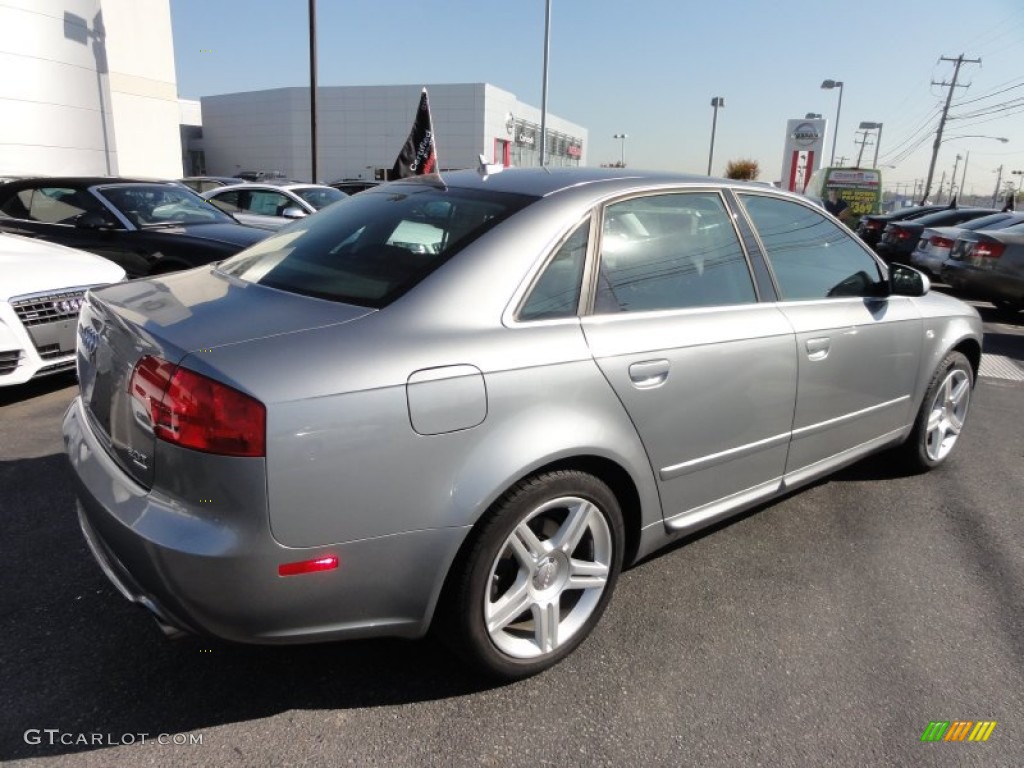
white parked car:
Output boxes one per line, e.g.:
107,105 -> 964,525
0,233 -> 124,386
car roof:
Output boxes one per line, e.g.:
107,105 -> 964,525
204,183 -> 335,194
0,176 -> 178,188
375,167 -> 793,200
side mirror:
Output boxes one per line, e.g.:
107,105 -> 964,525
75,211 -> 118,230
889,262 -> 930,297
280,207 -> 307,219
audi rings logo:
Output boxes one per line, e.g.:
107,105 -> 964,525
55,296 -> 84,314
792,121 -> 821,147
79,325 -> 101,358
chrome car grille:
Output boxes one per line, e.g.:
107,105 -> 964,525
11,290 -> 87,327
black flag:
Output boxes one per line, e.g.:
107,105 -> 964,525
391,89 -> 437,179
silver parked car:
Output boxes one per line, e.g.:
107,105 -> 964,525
202,183 -> 347,230
63,168 -> 982,680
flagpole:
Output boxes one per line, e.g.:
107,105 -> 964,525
539,0 -> 551,167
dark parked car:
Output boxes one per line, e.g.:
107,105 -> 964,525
941,221 -> 1024,314
875,207 -> 997,263
857,204 -> 949,250
63,167 -> 982,680
0,177 -> 270,277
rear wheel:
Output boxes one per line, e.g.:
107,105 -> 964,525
900,351 -> 973,471
441,470 -> 624,680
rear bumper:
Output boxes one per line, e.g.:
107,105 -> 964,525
63,396 -> 468,644
941,262 -> 1024,304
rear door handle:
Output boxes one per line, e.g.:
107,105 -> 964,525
629,359 -> 670,389
805,337 -> 831,361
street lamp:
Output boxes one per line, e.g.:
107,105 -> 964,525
613,133 -> 628,167
821,79 -> 844,166
707,97 -> 725,176
859,121 -> 883,168
805,112 -> 822,119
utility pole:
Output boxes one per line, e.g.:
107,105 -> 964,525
835,155 -> 849,166
854,131 -> 875,167
919,54 -> 981,204
949,154 -> 962,201
936,171 -> 947,203
992,165 -> 1004,206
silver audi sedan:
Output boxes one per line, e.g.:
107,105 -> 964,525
63,167 -> 982,680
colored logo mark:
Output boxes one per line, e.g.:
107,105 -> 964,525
921,721 -> 997,742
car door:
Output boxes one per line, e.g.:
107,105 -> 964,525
579,191 -> 798,530
736,192 -> 923,481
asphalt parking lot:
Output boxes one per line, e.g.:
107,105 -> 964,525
1,302 -> 1022,768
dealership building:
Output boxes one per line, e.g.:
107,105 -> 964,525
191,84 -> 588,183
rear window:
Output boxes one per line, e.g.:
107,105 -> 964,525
218,184 -> 536,307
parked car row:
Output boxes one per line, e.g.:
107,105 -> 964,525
854,202 -> 1023,316
0,174 -> 355,385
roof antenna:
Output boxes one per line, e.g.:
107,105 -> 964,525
477,154 -> 504,179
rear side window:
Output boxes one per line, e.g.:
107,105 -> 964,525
594,192 -> 755,313
1,186 -> 106,224
519,218 -> 588,321
219,185 -> 536,307
739,194 -> 884,300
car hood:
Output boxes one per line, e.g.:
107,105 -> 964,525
0,233 -> 125,300
88,265 -> 374,354
144,221 -> 269,248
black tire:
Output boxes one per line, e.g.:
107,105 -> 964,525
900,350 -> 973,472
439,470 -> 624,681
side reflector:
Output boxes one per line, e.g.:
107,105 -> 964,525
278,555 -> 339,577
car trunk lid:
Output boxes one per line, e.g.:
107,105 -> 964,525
76,267 -> 374,488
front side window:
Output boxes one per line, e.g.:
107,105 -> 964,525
219,185 -> 536,308
594,192 -> 755,313
519,218 -> 589,321
98,184 -> 234,227
738,194 -> 884,300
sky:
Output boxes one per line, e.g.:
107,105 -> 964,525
170,0 -> 1024,198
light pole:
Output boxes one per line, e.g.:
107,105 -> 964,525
539,0 -> 551,166
707,97 -> 725,176
821,79 -> 844,166
308,0 -> 318,182
859,121 -> 883,168
613,133 -> 628,167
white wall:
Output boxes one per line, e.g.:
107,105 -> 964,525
0,0 -> 180,178
98,0 -> 181,177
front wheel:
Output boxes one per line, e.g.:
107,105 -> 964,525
901,351 -> 974,471
440,470 -> 624,680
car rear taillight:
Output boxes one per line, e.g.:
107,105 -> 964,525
865,220 -> 883,231
129,355 -> 266,457
930,236 -> 954,248
894,229 -> 913,241
973,242 -> 1005,260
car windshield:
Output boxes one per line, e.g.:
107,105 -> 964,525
292,187 -> 346,210
218,184 -> 536,307
98,184 -> 236,227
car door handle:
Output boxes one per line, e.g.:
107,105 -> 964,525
805,337 -> 831,361
629,359 -> 670,389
